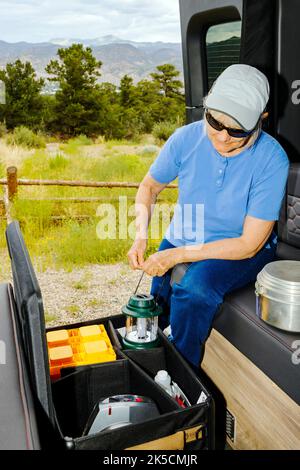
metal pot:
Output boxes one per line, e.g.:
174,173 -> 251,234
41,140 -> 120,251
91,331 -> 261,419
255,260 -> 300,333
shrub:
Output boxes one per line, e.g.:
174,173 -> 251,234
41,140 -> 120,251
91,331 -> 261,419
138,144 -> 161,156
152,120 -> 180,142
94,135 -> 105,144
7,126 -> 46,148
48,153 -> 69,170
67,134 -> 93,146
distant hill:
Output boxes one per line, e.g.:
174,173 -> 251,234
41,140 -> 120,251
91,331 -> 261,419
0,36 -> 183,92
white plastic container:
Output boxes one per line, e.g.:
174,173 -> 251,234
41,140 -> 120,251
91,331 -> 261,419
154,370 -> 173,396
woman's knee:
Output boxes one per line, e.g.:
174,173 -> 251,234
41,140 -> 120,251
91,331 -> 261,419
173,262 -> 223,304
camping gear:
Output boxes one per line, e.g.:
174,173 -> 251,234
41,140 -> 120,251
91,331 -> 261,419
122,294 -> 162,349
47,325 -> 116,380
154,370 -> 191,408
82,395 -> 160,435
154,370 -> 173,396
3,220 -> 214,450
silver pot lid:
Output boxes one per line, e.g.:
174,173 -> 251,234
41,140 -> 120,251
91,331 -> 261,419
263,260 -> 300,283
256,260 -> 300,302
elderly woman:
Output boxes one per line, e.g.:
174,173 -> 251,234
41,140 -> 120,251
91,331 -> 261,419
127,64 -> 289,368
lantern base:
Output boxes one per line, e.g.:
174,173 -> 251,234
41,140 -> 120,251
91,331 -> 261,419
122,336 -> 160,350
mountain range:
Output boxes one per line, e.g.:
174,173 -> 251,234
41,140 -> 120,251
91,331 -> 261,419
0,35 -> 183,92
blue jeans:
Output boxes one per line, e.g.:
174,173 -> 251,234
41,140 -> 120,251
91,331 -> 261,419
151,236 -> 276,367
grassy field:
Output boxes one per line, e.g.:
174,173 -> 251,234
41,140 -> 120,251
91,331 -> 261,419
0,135 -> 178,277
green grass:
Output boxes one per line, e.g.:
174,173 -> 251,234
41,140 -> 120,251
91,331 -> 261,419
67,135 -> 93,146
64,304 -> 80,316
44,310 -> 58,323
1,138 -> 178,271
105,138 -> 141,148
8,215 -> 165,271
71,273 -> 92,290
18,147 -> 155,186
72,280 -> 88,290
0,158 -> 5,178
48,153 -> 69,170
87,298 -> 105,308
62,136 -> 93,155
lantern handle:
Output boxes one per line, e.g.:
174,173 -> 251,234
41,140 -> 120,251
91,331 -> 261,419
133,270 -> 145,295
133,268 -> 168,302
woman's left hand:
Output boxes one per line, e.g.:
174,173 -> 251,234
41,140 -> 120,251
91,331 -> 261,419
141,248 -> 182,277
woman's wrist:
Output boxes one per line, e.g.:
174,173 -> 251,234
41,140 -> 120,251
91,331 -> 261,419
174,246 -> 188,264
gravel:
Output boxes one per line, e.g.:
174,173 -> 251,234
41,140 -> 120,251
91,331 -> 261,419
36,263 -> 153,327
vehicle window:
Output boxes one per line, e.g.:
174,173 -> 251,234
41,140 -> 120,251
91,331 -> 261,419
206,21 -> 242,89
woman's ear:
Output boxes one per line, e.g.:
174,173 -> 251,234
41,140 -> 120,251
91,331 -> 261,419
262,111 -> 269,120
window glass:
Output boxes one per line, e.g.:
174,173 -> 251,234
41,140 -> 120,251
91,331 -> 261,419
206,21 -> 241,90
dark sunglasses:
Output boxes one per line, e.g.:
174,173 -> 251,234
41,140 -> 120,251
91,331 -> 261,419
205,110 -> 257,138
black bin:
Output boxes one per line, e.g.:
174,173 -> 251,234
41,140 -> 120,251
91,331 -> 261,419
5,220 -> 214,450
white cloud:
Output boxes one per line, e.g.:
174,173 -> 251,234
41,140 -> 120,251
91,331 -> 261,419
0,0 -> 181,43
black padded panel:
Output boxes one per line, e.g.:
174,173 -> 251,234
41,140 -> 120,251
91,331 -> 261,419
214,284 -> 300,404
0,283 -> 40,449
5,221 -> 55,426
278,163 -> 300,254
287,195 -> 300,237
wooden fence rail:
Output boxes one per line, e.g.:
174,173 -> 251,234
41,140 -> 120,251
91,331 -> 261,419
0,166 -> 177,193
0,166 -> 178,224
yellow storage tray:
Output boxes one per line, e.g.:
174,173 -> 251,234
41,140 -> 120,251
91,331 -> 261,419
47,324 -> 116,380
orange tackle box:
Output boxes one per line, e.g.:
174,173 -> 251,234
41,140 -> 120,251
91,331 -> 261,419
46,325 -> 116,380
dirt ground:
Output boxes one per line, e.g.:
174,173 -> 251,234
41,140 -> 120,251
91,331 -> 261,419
1,261 -> 153,327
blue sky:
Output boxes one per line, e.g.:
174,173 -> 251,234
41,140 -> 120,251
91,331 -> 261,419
0,0 -> 181,43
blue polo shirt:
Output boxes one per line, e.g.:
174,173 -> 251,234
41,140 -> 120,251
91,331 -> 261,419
149,120 -> 289,247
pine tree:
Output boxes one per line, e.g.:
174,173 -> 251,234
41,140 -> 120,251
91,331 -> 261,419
0,59 -> 45,129
119,75 -> 136,108
46,44 -> 103,136
150,64 -> 183,99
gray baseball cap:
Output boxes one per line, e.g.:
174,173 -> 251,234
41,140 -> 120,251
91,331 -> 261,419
204,64 -> 270,131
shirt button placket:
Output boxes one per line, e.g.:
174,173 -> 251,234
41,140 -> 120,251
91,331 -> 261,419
216,160 -> 227,188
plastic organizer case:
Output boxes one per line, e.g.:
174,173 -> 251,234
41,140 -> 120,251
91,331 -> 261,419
47,324 -> 116,380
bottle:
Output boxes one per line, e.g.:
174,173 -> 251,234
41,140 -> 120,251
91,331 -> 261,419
154,370 -> 173,396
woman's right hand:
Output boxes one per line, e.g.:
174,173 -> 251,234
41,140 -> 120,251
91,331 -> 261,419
127,239 -> 148,270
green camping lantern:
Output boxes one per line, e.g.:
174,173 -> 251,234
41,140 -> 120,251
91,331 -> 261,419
122,294 -> 163,349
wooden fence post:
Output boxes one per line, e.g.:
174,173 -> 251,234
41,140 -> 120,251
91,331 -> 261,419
7,166 -> 17,200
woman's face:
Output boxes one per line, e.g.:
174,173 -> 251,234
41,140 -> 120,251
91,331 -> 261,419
205,111 -> 250,156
